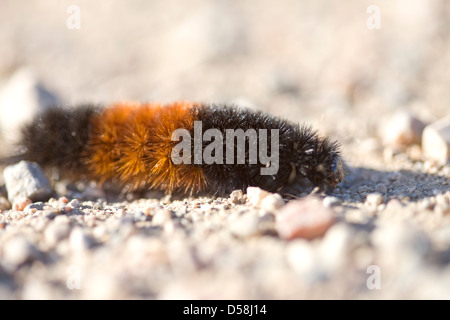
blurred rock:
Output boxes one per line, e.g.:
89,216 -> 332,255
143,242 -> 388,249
12,197 -> 32,211
229,189 -> 245,204
379,111 -> 426,148
259,193 -> 284,213
275,197 -> 335,240
246,187 -> 269,206
44,221 -> 71,247
2,236 -> 36,268
3,161 -> 54,203
319,223 -> 354,272
365,193 -> 383,212
371,222 -> 432,270
0,68 -> 59,146
152,209 -> 172,226
286,240 -> 318,275
422,115 -> 450,164
69,227 -> 93,252
229,212 -> 260,238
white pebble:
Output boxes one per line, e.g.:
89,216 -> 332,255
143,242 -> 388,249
3,236 -> 35,267
379,111 -> 425,148
319,223 -> 354,272
286,240 -> 318,275
422,115 -> 450,164
246,187 -> 271,206
152,209 -> 172,225
69,227 -> 92,252
259,193 -> 284,212
365,193 -> 383,210
229,213 -> 260,238
3,161 -> 53,203
68,199 -> 80,208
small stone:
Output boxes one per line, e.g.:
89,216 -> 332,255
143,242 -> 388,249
3,236 -> 36,267
152,209 -> 172,225
229,190 -> 245,204
24,202 -> 45,212
375,183 -> 387,194
3,161 -> 54,203
12,197 -> 32,211
422,115 -> 450,164
144,206 -> 155,217
323,196 -> 342,208
379,111 -> 425,148
68,199 -> 80,208
229,213 -> 260,238
257,213 -> 275,234
407,145 -> 423,161
319,223 -> 354,272
365,193 -> 383,211
133,211 -> 148,222
58,196 -> 69,204
92,225 -> 107,240
286,240 -> 318,275
275,197 -> 335,240
246,187 -> 271,206
260,193 -> 284,212
9,210 -> 24,220
69,227 -> 93,251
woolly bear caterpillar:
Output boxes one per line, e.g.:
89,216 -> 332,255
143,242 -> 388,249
18,102 -> 344,195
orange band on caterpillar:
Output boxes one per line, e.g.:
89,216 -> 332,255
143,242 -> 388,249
19,102 -> 344,195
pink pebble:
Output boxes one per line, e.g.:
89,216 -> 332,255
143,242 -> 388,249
275,197 -> 335,240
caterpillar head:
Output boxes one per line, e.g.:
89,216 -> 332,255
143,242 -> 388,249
306,139 -> 344,191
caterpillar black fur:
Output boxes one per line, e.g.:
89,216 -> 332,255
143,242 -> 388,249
18,102 -> 344,196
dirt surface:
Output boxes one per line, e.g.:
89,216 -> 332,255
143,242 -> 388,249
0,0 -> 449,299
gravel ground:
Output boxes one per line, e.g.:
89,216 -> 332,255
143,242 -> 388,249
0,0 -> 449,299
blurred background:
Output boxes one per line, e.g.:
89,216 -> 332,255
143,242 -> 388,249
0,0 -> 449,161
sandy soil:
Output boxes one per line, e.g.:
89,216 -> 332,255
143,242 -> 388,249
0,0 -> 449,299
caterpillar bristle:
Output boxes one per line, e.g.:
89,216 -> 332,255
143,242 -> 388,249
18,102 -> 344,196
